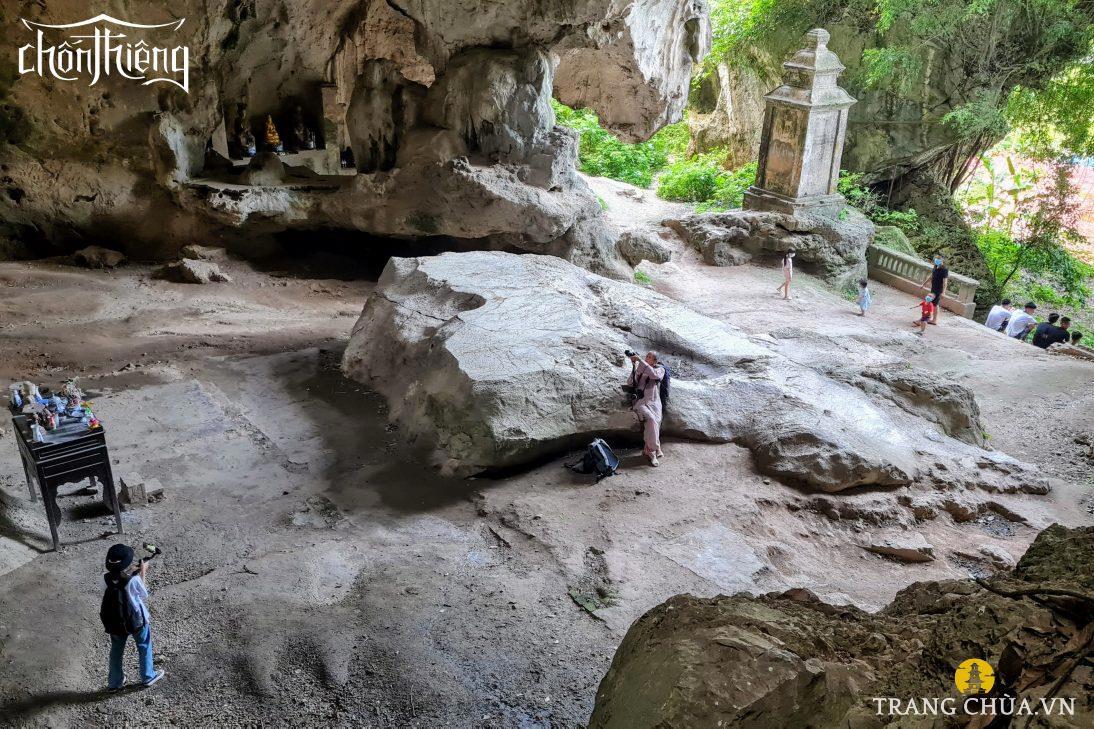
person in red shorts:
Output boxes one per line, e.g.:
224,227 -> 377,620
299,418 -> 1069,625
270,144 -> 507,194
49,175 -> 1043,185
911,293 -> 935,335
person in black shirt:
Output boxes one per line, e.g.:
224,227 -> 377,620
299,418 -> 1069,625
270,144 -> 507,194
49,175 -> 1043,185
918,255 -> 949,325
1031,313 -> 1066,348
1056,317 -> 1072,345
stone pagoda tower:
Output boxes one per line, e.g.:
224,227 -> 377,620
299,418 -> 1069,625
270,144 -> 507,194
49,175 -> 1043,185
743,28 -> 856,217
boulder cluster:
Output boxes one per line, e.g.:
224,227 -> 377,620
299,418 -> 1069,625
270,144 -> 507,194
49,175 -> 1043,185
590,524 -> 1093,728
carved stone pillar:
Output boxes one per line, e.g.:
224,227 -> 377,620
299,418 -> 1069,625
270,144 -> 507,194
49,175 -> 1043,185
743,29 -> 856,217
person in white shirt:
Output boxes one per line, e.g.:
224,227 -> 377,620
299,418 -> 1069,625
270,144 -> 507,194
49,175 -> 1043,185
1004,302 -> 1038,340
984,298 -> 1013,332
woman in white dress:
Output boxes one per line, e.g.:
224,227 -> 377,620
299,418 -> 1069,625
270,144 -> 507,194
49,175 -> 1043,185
776,250 -> 795,300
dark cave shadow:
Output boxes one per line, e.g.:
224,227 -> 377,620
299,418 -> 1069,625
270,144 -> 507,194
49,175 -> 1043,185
0,522 -> 52,554
0,687 -> 121,721
248,229 -> 520,282
64,501 -> 112,521
270,347 -> 657,515
254,346 -> 480,515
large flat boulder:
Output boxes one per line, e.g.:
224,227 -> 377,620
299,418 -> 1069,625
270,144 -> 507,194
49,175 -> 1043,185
342,251 -> 1043,494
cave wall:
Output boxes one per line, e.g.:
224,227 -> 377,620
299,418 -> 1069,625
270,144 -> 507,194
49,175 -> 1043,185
0,0 -> 709,266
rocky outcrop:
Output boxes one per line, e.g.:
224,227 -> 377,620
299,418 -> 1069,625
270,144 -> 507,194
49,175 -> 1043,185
835,366 -> 986,447
554,0 -> 711,142
664,207 -> 874,286
158,259 -> 232,284
0,0 -> 709,271
590,524 -> 1093,728
342,250 -> 1044,494
615,227 -> 674,267
72,246 -> 127,270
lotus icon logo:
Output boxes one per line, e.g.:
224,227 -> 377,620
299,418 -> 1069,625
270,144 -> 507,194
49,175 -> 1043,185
955,658 -> 995,695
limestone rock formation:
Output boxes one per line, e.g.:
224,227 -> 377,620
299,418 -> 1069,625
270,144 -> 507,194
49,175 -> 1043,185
158,259 -> 232,284
342,250 -> 1043,494
615,227 -> 674,267
664,207 -> 874,286
864,532 -> 935,563
0,0 -> 710,273
554,0 -> 712,142
72,246 -> 127,270
835,366 -> 986,447
590,524 -> 1093,728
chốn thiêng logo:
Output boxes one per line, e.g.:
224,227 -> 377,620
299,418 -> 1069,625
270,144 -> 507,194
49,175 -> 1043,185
17,14 -> 191,93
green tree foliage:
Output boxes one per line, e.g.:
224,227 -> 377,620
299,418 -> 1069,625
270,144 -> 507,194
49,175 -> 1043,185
1006,59 -> 1094,159
703,0 -> 1094,162
964,160 -> 1091,318
959,154 -> 1041,234
702,0 -> 819,78
862,0 -> 1093,159
551,100 -> 688,188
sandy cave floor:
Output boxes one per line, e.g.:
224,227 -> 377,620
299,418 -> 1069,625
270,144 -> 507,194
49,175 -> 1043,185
0,202 -> 1092,726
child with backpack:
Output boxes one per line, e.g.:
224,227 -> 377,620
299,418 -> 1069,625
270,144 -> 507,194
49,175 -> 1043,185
101,543 -> 164,690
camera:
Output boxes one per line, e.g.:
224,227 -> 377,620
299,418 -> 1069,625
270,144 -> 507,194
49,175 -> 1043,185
624,349 -> 637,358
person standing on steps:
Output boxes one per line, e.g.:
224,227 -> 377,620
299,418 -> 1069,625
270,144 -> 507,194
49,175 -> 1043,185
776,250 -> 795,300
918,254 -> 949,325
626,350 -> 666,467
101,544 -> 165,691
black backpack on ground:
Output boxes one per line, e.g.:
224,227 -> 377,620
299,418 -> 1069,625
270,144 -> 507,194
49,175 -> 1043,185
100,572 -> 145,637
566,438 -> 619,481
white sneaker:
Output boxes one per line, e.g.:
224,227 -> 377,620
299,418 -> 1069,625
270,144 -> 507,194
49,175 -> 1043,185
108,674 -> 127,692
649,454 -> 659,467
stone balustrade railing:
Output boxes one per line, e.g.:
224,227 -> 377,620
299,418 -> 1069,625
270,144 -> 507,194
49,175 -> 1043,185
866,244 -> 979,318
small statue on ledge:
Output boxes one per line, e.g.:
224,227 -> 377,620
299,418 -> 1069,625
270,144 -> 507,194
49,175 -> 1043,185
232,103 -> 257,158
264,115 -> 284,154
291,105 -> 316,151
239,126 -> 257,158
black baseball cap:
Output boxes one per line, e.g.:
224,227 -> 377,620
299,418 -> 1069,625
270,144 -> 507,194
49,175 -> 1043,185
1024,302 -> 1037,310
105,543 -> 134,573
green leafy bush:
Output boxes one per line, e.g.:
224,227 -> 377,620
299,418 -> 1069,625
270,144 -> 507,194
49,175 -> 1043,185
656,153 -> 728,202
552,100 -> 687,188
656,156 -> 757,211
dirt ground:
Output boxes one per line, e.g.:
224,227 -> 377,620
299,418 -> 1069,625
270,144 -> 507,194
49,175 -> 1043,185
0,195 -> 1091,726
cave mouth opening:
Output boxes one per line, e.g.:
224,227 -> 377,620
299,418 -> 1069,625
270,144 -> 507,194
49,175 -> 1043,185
263,228 -> 521,282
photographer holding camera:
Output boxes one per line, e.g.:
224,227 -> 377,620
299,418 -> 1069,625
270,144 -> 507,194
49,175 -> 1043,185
623,349 -> 667,467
